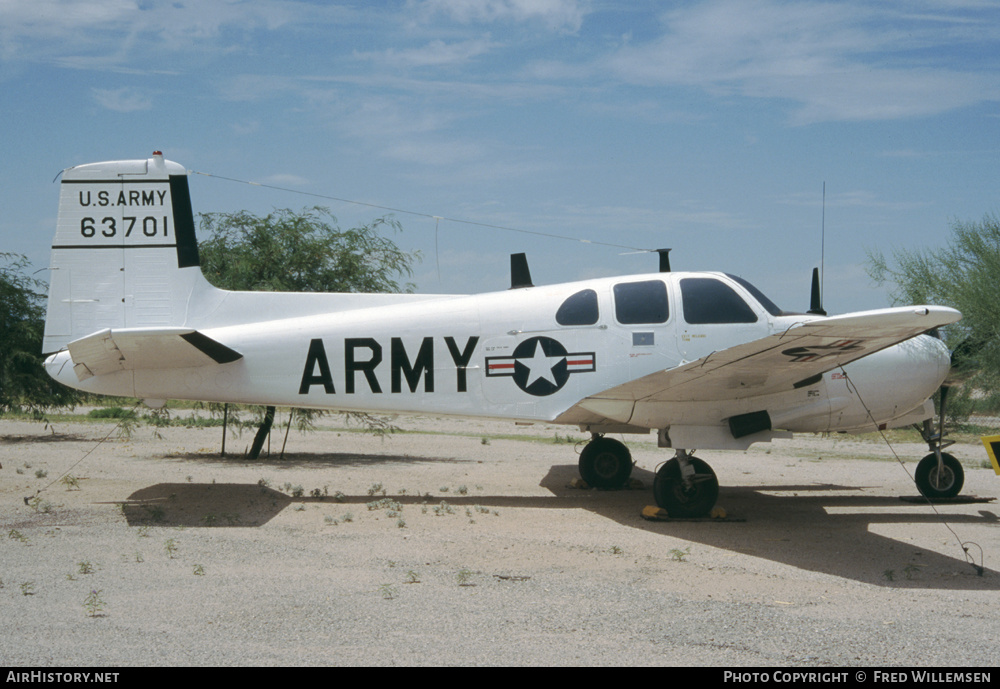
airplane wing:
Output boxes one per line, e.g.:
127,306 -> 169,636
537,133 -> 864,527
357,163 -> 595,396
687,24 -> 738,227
67,327 -> 242,382
568,305 -> 960,423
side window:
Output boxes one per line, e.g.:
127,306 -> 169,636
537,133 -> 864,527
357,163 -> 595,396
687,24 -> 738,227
556,289 -> 599,326
680,277 -> 758,324
614,280 -> 669,324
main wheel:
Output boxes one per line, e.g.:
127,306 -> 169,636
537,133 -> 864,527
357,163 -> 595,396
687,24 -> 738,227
579,437 -> 633,489
915,452 -> 964,499
653,456 -> 719,518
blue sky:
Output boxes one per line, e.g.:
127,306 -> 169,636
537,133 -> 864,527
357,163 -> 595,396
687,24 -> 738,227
3,0 -> 998,314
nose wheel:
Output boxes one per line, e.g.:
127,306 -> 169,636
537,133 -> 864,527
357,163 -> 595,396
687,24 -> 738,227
653,451 -> 719,518
914,398 -> 966,499
915,451 -> 964,499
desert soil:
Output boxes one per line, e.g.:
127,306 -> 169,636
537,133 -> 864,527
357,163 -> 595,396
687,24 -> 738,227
2,413 -> 999,667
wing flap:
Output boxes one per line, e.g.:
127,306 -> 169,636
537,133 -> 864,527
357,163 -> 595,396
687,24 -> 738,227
572,305 -> 960,422
67,327 -> 242,381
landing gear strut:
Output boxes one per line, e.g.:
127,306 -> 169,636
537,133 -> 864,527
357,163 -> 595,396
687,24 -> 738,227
914,386 -> 965,499
653,450 -> 719,518
578,435 -> 633,489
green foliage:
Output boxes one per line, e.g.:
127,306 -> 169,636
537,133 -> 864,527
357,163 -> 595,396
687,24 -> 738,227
867,213 -> 1000,396
88,407 -> 137,419
198,207 -> 418,294
0,253 -> 80,413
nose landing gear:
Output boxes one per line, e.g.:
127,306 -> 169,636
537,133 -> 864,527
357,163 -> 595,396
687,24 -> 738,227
914,390 -> 966,500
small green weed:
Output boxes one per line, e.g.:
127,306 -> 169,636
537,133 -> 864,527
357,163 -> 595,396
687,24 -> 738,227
61,475 -> 80,491
433,501 -> 454,516
668,546 -> 691,562
26,496 -> 53,514
83,589 -> 105,617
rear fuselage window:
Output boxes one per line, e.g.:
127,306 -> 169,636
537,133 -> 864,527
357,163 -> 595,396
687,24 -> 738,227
614,280 -> 669,324
680,277 -> 758,324
556,289 -> 599,326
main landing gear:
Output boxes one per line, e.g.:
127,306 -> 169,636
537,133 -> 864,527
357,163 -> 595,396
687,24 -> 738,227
577,437 -> 721,517
653,450 -> 719,518
578,435 -> 633,489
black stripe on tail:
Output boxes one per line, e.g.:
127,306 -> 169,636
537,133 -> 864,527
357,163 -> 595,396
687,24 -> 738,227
169,175 -> 200,268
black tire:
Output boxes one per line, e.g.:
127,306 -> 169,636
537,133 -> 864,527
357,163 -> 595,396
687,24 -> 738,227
579,437 -> 633,489
653,456 -> 719,518
915,452 -> 964,499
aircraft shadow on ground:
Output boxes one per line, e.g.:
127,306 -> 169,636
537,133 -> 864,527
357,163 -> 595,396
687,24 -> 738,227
0,432 -> 89,445
122,460 -> 997,590
161,450 -> 471,468
541,464 -> 998,591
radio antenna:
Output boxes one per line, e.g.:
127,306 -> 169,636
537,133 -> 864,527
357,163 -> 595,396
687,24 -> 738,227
821,181 -> 826,305
808,182 -> 828,316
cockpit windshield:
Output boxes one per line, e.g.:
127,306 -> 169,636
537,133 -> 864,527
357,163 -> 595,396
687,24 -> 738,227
725,274 -> 785,317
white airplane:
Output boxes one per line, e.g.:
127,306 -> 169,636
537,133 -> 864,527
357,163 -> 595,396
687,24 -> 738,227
42,153 -> 965,517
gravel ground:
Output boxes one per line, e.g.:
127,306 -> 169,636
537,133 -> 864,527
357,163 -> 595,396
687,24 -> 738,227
2,414 -> 999,667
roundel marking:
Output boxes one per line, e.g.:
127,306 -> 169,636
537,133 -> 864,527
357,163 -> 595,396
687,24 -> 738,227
485,336 -> 596,397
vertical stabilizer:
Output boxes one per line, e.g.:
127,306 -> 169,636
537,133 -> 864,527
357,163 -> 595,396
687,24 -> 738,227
44,152 -> 204,353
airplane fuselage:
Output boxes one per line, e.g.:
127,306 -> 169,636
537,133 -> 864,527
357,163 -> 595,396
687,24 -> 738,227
44,268 -> 951,450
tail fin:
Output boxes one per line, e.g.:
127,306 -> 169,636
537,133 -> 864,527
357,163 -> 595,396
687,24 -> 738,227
43,152 -> 204,353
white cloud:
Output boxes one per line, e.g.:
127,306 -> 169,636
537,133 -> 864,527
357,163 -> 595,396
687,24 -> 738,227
604,0 -> 1000,123
355,37 -> 498,68
415,0 -> 589,32
0,0 -> 317,69
0,0 -> 138,35
91,86 -> 152,111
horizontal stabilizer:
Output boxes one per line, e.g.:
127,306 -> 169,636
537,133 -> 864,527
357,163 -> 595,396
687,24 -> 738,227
67,327 -> 242,381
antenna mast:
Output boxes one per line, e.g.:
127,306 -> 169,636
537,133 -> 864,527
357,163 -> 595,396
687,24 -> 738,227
821,181 -> 826,305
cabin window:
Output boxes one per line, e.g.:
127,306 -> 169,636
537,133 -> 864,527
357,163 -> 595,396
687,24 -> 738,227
614,280 -> 669,324
680,277 -> 758,324
556,289 -> 599,326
